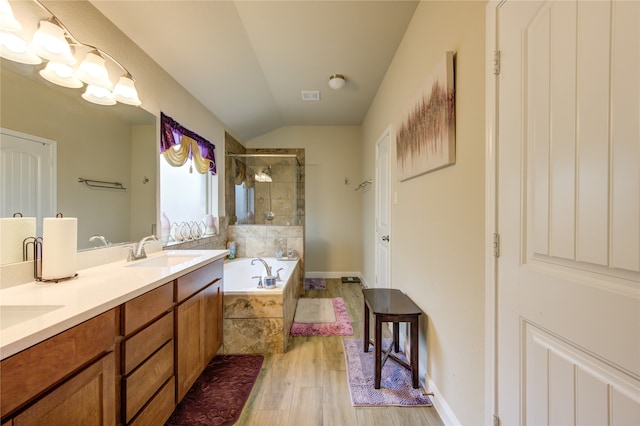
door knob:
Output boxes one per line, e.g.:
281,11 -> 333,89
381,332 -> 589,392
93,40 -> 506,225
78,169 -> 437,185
382,235 -> 390,242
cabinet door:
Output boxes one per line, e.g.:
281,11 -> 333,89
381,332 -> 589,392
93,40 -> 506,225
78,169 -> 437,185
13,352 -> 116,425
204,280 -> 223,363
1,309 -> 116,419
175,292 -> 205,402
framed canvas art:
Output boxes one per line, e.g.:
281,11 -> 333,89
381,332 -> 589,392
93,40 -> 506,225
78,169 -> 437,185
396,51 -> 456,181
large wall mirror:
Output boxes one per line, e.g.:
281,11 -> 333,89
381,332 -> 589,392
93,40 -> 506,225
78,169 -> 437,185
0,58 -> 157,265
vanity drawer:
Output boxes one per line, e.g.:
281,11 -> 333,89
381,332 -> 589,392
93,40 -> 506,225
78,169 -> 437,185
122,312 -> 173,374
129,376 -> 175,426
123,340 -> 173,423
176,259 -> 223,302
122,282 -> 173,335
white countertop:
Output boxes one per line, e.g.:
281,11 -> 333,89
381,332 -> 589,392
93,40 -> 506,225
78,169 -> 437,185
0,249 -> 228,360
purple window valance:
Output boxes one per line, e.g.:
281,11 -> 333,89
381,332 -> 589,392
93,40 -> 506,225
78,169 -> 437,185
160,112 -> 217,175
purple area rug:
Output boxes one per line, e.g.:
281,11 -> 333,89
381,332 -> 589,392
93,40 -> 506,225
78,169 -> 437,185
166,354 -> 263,426
290,297 -> 353,336
342,338 -> 432,407
304,277 -> 326,290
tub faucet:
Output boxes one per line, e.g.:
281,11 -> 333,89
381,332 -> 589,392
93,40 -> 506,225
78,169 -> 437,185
89,235 -> 110,247
134,235 -> 157,259
251,258 -> 272,276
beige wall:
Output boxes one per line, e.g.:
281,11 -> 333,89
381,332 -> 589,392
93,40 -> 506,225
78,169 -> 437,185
130,125 -> 157,240
246,126 -> 362,274
361,1 -> 487,424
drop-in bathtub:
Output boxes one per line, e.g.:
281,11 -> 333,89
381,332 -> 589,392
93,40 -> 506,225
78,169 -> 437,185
223,257 -> 301,353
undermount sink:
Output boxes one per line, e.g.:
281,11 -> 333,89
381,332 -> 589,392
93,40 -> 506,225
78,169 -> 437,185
0,305 -> 65,330
126,253 -> 200,268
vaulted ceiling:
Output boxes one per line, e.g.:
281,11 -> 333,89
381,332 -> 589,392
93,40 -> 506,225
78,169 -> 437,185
90,1 -> 419,141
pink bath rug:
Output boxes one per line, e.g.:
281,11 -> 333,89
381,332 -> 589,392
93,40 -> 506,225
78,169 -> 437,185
290,297 -> 353,336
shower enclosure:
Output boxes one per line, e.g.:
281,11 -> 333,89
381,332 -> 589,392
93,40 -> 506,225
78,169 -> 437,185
229,154 -> 304,226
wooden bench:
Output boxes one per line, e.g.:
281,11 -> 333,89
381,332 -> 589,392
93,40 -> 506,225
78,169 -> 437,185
362,288 -> 421,389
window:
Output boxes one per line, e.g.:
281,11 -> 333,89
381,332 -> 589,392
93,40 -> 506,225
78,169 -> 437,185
159,113 -> 218,238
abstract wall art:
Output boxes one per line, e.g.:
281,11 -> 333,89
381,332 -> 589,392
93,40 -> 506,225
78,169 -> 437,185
396,51 -> 456,181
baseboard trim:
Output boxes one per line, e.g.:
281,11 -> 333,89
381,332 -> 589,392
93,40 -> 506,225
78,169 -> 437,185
426,374 -> 461,426
305,271 -> 362,280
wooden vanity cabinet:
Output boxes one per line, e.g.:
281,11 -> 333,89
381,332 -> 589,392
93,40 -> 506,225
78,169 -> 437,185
0,255 -> 225,424
0,309 -> 117,424
175,258 -> 223,402
121,282 -> 175,425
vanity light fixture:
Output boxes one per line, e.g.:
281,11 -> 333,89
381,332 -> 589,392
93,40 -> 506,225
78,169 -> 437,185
82,84 -> 116,106
328,73 -> 346,90
0,30 -> 41,64
254,167 -> 273,183
39,61 -> 83,88
254,172 -> 272,183
30,19 -> 76,65
76,50 -> 113,89
113,73 -> 142,106
0,0 -> 21,32
0,0 -> 142,107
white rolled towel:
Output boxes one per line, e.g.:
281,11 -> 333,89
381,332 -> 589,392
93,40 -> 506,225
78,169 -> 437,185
0,217 -> 36,264
42,217 -> 77,280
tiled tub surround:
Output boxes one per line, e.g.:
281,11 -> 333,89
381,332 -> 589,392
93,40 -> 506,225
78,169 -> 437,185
223,257 -> 301,354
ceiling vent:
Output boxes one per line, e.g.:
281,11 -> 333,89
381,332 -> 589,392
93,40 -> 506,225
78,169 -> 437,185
301,90 -> 320,101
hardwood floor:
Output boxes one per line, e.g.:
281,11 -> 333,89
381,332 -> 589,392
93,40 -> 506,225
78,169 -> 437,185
235,279 -> 444,426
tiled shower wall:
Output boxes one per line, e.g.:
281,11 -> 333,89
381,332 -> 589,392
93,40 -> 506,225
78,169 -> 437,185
227,225 -> 304,261
224,132 -> 305,227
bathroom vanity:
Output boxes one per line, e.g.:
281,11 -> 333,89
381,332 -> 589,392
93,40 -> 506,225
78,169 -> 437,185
0,249 -> 227,425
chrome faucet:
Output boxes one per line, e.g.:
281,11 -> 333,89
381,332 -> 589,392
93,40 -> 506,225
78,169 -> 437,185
89,235 -> 110,247
251,258 -> 272,276
124,235 -> 157,262
131,235 -> 157,260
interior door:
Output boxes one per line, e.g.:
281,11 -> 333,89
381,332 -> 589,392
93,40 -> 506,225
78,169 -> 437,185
496,1 -> 640,424
375,128 -> 391,289
0,128 -> 56,236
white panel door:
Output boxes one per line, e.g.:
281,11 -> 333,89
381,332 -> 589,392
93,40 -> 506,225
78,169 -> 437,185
1,128 -> 56,236
375,128 -> 391,289
496,1 -> 640,424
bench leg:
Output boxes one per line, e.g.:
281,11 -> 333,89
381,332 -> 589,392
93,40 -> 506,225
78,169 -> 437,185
393,322 -> 400,352
374,316 -> 382,389
363,302 -> 370,352
411,318 -> 419,388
